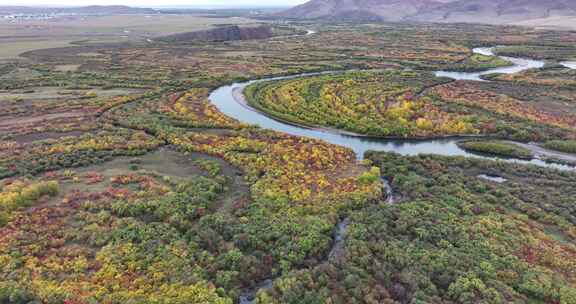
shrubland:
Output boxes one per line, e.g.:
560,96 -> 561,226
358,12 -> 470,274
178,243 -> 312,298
0,20 -> 575,303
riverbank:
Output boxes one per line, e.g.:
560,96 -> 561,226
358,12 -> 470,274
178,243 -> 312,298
209,47 -> 575,171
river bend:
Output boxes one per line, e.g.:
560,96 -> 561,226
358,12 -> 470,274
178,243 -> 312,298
209,47 -> 574,170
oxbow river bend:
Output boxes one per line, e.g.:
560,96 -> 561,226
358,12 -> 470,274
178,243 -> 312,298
210,47 -> 574,170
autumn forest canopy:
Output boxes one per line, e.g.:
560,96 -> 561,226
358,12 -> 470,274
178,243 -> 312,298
0,5 -> 575,304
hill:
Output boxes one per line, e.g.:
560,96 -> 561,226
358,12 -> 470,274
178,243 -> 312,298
410,0 -> 576,25
277,0 -> 576,29
275,0 -> 445,22
157,25 -> 273,43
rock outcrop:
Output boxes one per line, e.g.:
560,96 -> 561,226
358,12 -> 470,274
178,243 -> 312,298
158,25 -> 273,43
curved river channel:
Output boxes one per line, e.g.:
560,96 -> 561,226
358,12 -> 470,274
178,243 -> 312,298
210,47 -> 575,170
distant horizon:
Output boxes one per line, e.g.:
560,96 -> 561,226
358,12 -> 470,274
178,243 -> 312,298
0,0 -> 307,8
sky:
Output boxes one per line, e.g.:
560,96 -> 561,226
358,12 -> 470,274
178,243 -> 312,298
2,0 -> 307,7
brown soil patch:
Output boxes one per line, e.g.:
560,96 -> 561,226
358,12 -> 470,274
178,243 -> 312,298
0,111 -> 86,127
13,131 -> 85,144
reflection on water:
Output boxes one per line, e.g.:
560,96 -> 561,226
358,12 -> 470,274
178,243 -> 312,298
478,174 -> 508,183
214,84 -> 474,157
472,47 -> 494,56
561,61 -> 576,69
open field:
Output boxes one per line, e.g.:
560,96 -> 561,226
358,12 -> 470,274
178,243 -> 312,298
0,14 -> 259,59
457,140 -> 535,159
0,38 -> 79,59
514,15 -> 576,31
0,16 -> 575,304
0,87 -> 141,101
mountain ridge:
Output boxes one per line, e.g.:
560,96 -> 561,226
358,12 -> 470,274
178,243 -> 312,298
275,0 -> 445,22
277,0 -> 576,28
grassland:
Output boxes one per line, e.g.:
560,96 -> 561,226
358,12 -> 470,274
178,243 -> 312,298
0,14 -> 259,59
457,140 -> 534,159
0,38 -> 78,59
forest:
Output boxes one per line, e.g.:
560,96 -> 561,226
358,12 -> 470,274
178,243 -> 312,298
245,71 -> 474,138
260,152 -> 576,303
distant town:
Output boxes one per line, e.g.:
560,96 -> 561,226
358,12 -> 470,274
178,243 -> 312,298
1,13 -> 70,21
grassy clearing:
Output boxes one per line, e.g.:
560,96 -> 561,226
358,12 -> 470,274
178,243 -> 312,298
0,39 -> 76,59
0,87 -> 142,102
0,180 -> 59,226
458,140 -> 534,159
64,149 -> 227,183
0,68 -> 41,79
444,53 -> 512,72
53,65 -> 81,72
39,148 -> 246,208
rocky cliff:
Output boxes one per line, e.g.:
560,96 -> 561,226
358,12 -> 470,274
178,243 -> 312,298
158,25 -> 274,43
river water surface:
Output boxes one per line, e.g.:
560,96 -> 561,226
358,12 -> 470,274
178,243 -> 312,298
435,47 -> 545,81
210,47 -> 574,170
561,61 -> 576,69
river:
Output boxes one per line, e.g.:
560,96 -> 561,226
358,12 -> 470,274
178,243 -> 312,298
435,47 -> 545,81
209,47 -> 574,170
561,61 -> 576,69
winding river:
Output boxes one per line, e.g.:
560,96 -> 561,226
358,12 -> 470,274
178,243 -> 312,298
210,47 -> 575,170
